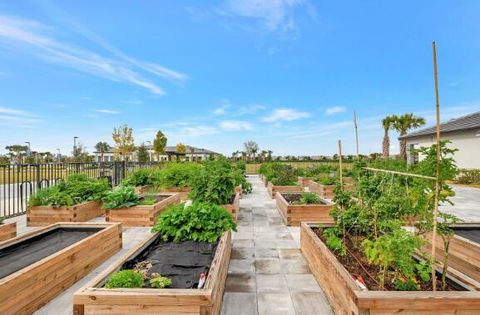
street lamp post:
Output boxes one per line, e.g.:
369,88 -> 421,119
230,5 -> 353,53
146,141 -> 152,162
25,141 -> 31,164
57,148 -> 61,162
73,136 -> 79,160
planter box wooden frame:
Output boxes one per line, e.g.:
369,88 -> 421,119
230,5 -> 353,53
0,222 -> 16,241
0,222 -> 122,314
425,223 -> 480,285
300,223 -> 480,315
27,200 -> 104,227
106,193 -> 180,227
306,180 -> 335,199
163,186 -> 190,201
73,230 -> 232,315
234,184 -> 242,196
223,192 -> 241,221
134,185 -> 151,195
276,193 -> 334,226
267,181 -> 302,199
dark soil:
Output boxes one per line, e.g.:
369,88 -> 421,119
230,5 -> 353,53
453,227 -> 480,244
0,227 -> 103,279
312,227 -> 463,291
120,236 -> 219,289
282,193 -> 326,205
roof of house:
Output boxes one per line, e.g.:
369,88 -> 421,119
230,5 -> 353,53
94,145 -> 219,155
399,111 -> 480,140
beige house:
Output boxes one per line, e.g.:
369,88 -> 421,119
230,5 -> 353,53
399,111 -> 480,169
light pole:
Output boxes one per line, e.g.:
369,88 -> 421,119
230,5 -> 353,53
25,141 -> 31,163
146,141 -> 152,162
57,148 -> 61,162
73,136 -> 79,160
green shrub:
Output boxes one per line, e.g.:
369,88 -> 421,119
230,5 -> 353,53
318,176 -> 337,185
299,192 -> 322,204
102,186 -> 140,209
149,273 -> 172,288
105,270 -> 144,289
259,162 -> 298,185
151,202 -> 237,243
122,168 -> 161,187
0,217 -> 4,225
158,163 -> 202,189
189,158 -> 236,204
457,169 -> 480,184
29,174 -> 109,207
232,165 -> 252,194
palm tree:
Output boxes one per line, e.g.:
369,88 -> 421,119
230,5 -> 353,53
392,113 -> 426,160
381,115 -> 397,159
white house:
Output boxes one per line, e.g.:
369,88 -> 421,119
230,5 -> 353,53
399,111 -> 480,169
93,145 -> 219,162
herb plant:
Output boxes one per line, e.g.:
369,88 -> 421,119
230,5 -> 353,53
149,273 -> 172,288
105,270 -> 144,289
298,192 -> 322,204
151,202 -> 237,243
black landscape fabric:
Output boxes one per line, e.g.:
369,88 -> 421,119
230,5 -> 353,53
123,237 -> 218,289
0,227 -> 103,279
454,227 -> 480,244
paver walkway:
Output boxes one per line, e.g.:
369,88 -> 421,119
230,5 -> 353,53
221,175 -> 333,315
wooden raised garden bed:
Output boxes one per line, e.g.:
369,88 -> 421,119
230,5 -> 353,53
223,192 -> 241,221
267,181 -> 302,199
424,223 -> 480,285
0,222 -> 122,314
134,185 -> 151,195
106,193 -> 180,227
306,180 -> 335,199
300,223 -> 480,315
163,186 -> 190,201
276,193 -> 334,226
0,222 -> 16,242
73,230 -> 232,315
27,200 -> 104,227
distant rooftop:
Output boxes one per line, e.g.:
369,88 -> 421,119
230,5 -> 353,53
399,111 -> 480,140
94,145 -> 219,155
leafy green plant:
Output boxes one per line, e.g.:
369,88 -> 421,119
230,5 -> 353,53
323,227 -> 346,256
149,273 -> 172,288
362,227 -> 421,290
122,168 -> 161,187
318,177 -> 336,185
0,216 -> 4,225
102,186 -> 140,209
189,158 -> 236,204
29,174 -> 109,207
151,202 -> 237,242
299,192 -> 322,204
105,270 -> 144,289
158,163 -> 202,189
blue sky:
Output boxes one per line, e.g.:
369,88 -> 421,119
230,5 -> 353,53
1,0 -> 480,156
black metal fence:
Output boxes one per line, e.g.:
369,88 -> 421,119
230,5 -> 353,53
0,161 -> 162,218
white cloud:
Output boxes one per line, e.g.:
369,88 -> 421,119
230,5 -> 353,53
238,104 -> 267,115
325,106 -> 346,116
94,109 -> 120,114
180,125 -> 218,137
0,106 -> 40,128
261,108 -> 310,123
221,0 -> 309,32
220,120 -> 254,131
0,15 -> 187,95
213,106 -> 228,115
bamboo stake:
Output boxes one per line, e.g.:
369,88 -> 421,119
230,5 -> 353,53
354,111 -> 360,159
431,40 -> 442,291
363,167 -> 436,180
338,140 -> 343,186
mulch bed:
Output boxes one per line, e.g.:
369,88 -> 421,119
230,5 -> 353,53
120,236 -> 219,289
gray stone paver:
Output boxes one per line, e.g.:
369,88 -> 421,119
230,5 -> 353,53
222,175 -> 333,315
